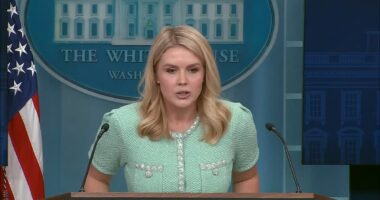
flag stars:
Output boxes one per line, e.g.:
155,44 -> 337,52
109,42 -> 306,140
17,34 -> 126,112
9,80 -> 22,96
13,61 -> 25,76
7,22 -> 16,37
28,61 -> 37,76
18,28 -> 25,38
15,42 -> 28,57
7,3 -> 18,19
7,63 -> 12,73
7,44 -> 13,53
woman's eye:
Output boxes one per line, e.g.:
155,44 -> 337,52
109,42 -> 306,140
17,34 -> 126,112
189,68 -> 199,73
166,68 -> 176,73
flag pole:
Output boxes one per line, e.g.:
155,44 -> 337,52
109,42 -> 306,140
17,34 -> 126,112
1,167 -> 9,199
1,0 -> 10,199
0,1 -> 9,199
0,0 -> 9,168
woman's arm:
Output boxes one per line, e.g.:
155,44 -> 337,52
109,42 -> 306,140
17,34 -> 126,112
84,165 -> 112,192
232,166 -> 260,193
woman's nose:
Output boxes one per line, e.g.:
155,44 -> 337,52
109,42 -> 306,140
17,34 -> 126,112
177,71 -> 188,85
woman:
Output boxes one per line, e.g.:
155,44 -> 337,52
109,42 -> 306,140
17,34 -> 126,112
84,25 -> 259,193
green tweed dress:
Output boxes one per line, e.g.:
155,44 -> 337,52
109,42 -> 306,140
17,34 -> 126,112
91,100 -> 259,192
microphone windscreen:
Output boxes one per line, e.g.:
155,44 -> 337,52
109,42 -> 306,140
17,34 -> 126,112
265,122 -> 275,131
101,123 -> 109,132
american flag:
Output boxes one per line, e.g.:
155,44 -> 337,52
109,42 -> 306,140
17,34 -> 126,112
0,0 -> 45,199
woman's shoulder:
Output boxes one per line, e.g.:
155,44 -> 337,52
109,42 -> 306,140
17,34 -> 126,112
115,102 -> 140,112
219,99 -> 252,114
103,102 -> 140,120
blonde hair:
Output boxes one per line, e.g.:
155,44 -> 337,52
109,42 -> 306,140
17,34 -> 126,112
138,25 -> 231,144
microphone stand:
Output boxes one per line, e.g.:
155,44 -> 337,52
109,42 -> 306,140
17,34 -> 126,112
266,123 -> 302,193
79,123 -> 109,192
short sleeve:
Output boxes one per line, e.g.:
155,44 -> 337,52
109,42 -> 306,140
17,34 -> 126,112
90,110 -> 125,175
232,103 -> 259,172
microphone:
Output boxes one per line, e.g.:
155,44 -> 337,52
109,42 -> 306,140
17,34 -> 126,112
265,122 -> 302,193
79,123 -> 109,192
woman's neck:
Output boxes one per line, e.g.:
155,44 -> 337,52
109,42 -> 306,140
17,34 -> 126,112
165,107 -> 198,133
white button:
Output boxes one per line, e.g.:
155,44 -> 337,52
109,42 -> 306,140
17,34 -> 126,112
145,170 -> 153,178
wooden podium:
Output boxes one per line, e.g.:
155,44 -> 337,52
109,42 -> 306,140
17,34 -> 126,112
47,192 -> 333,200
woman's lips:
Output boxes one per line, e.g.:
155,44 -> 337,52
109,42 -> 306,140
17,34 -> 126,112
176,91 -> 190,99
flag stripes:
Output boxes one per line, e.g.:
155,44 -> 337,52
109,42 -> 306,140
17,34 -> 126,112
7,96 -> 44,199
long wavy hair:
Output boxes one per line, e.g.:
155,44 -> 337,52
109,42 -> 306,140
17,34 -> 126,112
138,25 -> 231,144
